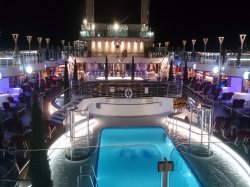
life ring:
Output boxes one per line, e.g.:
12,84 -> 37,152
125,88 -> 133,98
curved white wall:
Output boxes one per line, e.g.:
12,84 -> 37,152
77,97 -> 174,116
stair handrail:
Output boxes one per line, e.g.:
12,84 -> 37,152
80,164 -> 98,186
77,174 -> 94,187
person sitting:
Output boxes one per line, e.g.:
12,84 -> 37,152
7,96 -> 17,108
12,113 -> 24,135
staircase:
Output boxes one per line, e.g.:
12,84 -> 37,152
48,83 -> 83,125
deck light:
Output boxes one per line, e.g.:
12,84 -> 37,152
113,23 -> 119,31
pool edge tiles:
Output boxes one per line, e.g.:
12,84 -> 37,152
96,127 -> 201,187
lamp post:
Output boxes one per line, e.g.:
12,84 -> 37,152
164,42 -> 169,56
165,42 -> 169,49
218,36 -> 224,86
12,34 -> 19,50
26,36 -> 32,51
37,37 -> 42,49
182,40 -> 187,51
239,34 -> 247,50
191,39 -> 196,52
237,34 -> 246,67
61,40 -> 65,50
203,38 -> 208,52
45,38 -> 50,48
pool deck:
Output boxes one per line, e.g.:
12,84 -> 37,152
18,92 -> 250,187
46,109 -> 250,187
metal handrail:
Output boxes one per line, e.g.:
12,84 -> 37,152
182,84 -> 214,107
78,80 -> 182,99
80,164 -> 98,187
77,174 -> 94,187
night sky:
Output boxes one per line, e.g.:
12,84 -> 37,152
0,0 -> 250,51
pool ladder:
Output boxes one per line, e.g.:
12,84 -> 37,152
77,164 -> 98,187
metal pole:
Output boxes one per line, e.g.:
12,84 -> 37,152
208,108 -> 212,155
87,106 -> 90,146
201,109 -> 204,144
38,71 -> 41,88
189,105 -> 192,143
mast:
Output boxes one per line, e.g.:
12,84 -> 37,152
141,0 -> 150,25
86,0 -> 94,22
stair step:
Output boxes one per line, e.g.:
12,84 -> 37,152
54,112 -> 66,117
51,115 -> 65,121
48,118 -> 64,125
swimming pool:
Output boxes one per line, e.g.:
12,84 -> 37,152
97,127 -> 201,187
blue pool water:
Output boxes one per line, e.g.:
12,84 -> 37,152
97,127 -> 201,187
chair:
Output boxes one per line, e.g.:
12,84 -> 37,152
7,96 -> 15,104
2,102 -> 13,116
219,92 -> 228,105
212,116 -> 225,135
9,135 -> 29,158
227,92 -> 234,100
243,137 -> 250,154
238,99 -> 245,108
221,117 -> 232,139
234,130 -> 250,146
232,99 -> 239,108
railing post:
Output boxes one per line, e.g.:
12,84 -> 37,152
189,105 -> 192,143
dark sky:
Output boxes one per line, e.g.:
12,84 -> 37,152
0,0 -> 250,51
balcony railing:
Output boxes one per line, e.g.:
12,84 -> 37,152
78,80 -> 182,99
